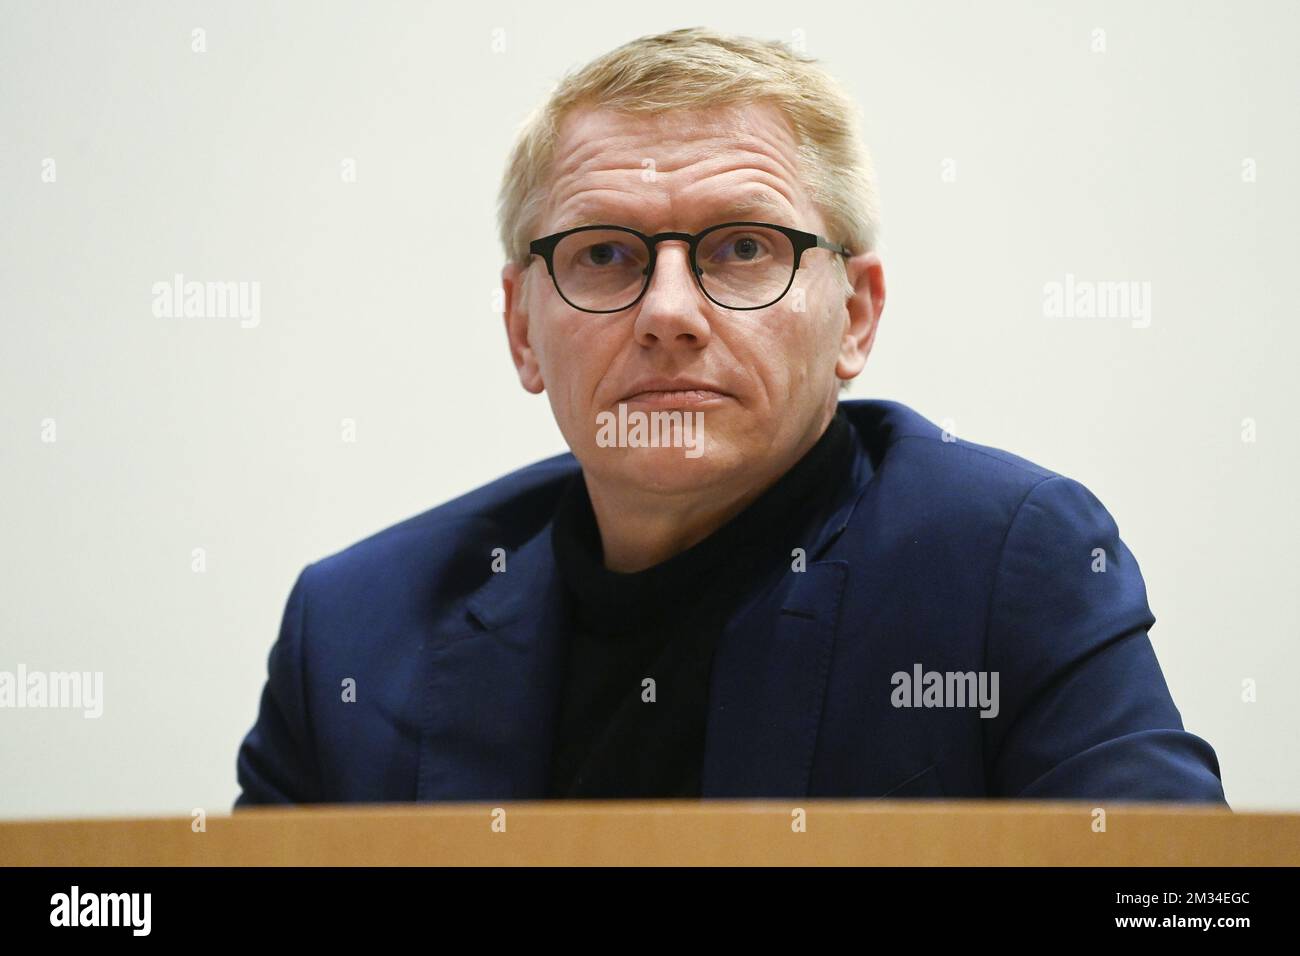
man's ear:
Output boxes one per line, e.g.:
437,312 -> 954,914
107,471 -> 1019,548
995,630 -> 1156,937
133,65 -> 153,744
836,251 -> 886,383
502,261 -> 545,394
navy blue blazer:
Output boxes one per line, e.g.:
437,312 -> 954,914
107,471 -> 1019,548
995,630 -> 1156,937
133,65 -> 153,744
234,399 -> 1227,806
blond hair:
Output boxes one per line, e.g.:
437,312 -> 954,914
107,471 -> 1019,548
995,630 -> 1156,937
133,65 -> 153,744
496,26 -> 880,301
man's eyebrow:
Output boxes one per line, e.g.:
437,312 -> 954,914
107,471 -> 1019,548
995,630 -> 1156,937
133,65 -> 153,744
555,192 -> 795,232
709,192 -> 794,221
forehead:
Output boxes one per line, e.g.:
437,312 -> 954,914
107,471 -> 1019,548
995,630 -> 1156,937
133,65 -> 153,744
542,102 -> 815,233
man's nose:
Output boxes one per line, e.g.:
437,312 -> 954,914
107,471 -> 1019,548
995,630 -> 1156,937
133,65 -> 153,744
632,242 -> 712,350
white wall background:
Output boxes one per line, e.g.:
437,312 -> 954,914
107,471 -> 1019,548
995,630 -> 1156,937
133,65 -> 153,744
1,0 -> 1295,818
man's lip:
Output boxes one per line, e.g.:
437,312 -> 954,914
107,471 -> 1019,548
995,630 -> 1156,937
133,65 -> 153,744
617,379 -> 733,402
620,388 -> 731,408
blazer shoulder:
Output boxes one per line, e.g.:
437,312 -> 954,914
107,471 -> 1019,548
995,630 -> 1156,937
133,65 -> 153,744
843,398 -> 1063,509
305,451 -> 579,593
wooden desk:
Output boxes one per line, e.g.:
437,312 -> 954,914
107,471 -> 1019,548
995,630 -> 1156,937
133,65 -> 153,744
2,801 -> 1296,866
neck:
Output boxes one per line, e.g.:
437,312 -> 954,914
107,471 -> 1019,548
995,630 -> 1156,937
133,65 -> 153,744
584,406 -> 837,573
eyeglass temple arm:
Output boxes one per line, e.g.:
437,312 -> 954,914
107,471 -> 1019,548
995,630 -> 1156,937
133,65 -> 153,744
816,235 -> 853,257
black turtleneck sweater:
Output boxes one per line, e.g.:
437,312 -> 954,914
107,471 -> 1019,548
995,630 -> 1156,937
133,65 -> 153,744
546,407 -> 856,798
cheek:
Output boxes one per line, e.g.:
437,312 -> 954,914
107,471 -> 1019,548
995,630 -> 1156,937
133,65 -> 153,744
737,306 -> 832,392
795,285 -> 847,375
537,313 -> 622,413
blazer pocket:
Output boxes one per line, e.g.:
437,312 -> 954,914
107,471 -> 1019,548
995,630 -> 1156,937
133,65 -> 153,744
879,762 -> 942,798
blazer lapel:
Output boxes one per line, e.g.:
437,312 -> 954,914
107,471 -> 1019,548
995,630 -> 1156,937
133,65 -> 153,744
417,525 -> 569,801
700,560 -> 849,797
701,430 -> 876,798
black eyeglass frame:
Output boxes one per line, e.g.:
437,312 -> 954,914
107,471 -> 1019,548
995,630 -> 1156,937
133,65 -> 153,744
527,221 -> 853,314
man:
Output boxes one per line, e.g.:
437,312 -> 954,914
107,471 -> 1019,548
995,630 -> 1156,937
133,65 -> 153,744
235,28 -> 1226,805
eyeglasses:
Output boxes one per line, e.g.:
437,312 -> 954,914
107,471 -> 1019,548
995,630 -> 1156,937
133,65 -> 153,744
527,221 -> 852,313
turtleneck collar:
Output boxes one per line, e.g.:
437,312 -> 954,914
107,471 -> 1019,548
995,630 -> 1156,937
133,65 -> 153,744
550,406 -> 856,630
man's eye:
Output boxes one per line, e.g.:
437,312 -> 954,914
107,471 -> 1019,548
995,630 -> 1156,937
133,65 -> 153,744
710,234 -> 769,263
579,242 -> 634,266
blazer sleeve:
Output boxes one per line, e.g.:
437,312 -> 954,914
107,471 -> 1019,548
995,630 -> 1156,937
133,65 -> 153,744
234,566 -> 324,807
983,475 -> 1227,803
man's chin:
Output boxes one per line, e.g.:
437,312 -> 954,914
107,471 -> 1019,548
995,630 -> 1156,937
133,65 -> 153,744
585,443 -> 732,495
